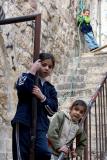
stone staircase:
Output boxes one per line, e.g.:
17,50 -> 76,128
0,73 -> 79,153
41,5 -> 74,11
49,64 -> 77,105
52,52 -> 107,110
52,51 -> 107,159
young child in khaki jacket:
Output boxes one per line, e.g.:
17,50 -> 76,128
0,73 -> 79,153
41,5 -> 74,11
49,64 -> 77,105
48,99 -> 87,160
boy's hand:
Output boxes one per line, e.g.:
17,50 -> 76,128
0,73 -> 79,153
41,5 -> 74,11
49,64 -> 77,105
58,145 -> 69,155
29,59 -> 41,75
70,148 -> 77,158
32,85 -> 46,101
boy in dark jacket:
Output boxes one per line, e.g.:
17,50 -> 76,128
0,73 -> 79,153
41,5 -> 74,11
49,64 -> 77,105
11,53 -> 58,160
77,9 -> 99,51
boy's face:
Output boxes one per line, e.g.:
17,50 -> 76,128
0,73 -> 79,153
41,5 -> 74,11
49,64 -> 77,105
70,105 -> 85,122
84,11 -> 90,16
39,59 -> 53,78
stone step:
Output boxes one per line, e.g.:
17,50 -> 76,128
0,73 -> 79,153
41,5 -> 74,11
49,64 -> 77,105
76,67 -> 107,74
68,54 -> 107,68
84,75 -> 103,83
72,81 -> 86,89
57,90 -> 74,99
55,76 -> 103,91
53,72 -> 104,89
71,75 -> 84,82
72,81 -> 101,89
58,96 -> 90,108
52,74 -> 74,84
81,54 -> 107,62
57,86 -> 96,98
56,82 -> 86,90
86,67 -> 107,73
72,87 -> 96,97
55,76 -> 103,96
55,83 -> 72,90
57,74 -> 105,105
57,53 -> 107,107
53,62 -> 107,86
69,69 -> 106,83
80,62 -> 107,68
67,65 -> 107,77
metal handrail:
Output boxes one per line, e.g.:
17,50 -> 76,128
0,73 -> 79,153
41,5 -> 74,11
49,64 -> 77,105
0,13 -> 41,160
80,72 -> 107,125
81,72 -> 107,160
0,13 -> 40,25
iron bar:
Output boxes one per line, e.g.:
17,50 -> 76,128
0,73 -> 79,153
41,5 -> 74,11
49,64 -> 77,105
95,100 -> 98,160
80,73 -> 107,160
84,118 -> 88,160
98,95 -> 102,159
103,84 -> 106,152
89,110 -> 92,160
0,14 -> 41,25
58,152 -> 65,160
105,80 -> 107,151
80,73 -> 107,124
29,14 -> 41,160
100,89 -> 104,153
33,15 -> 41,62
0,13 -> 41,160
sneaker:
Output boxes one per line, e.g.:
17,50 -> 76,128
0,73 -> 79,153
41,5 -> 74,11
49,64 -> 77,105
90,47 -> 99,51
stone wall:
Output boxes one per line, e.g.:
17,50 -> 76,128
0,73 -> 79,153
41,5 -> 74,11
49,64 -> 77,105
0,0 -> 78,159
0,0 -> 104,159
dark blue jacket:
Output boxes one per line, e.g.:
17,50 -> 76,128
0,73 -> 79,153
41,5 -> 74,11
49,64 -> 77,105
77,15 -> 93,33
80,22 -> 93,33
11,73 -> 58,132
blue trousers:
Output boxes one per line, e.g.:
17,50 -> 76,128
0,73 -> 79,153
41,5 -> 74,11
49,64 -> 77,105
12,123 -> 51,160
84,31 -> 99,50
36,131 -> 51,160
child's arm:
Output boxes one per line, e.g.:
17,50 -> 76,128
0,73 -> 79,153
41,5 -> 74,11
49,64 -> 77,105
32,85 -> 46,102
84,16 -> 91,24
43,85 -> 58,116
48,112 -> 64,151
58,145 -> 69,155
69,130 -> 87,158
75,129 -> 87,157
16,60 -> 41,93
29,59 -> 41,75
16,73 -> 35,93
77,15 -> 84,27
32,83 -> 58,116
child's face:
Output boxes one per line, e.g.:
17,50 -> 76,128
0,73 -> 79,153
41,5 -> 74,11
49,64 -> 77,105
39,59 -> 53,78
84,11 -> 90,16
70,105 -> 85,122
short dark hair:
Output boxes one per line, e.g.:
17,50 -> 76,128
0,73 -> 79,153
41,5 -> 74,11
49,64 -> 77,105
83,9 -> 90,13
39,52 -> 55,68
69,99 -> 87,113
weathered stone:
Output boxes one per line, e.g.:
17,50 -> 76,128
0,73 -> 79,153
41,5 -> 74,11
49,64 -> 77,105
0,0 -> 107,159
